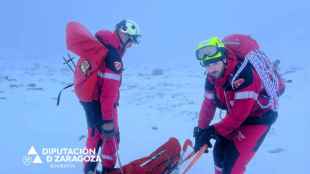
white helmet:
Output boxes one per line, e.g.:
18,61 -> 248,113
116,19 -> 141,44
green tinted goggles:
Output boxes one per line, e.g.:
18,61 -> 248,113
196,46 -> 225,66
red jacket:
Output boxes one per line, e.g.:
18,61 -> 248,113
66,22 -> 124,121
95,30 -> 124,121
198,48 -> 280,138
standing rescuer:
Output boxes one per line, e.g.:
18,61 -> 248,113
193,35 -> 285,174
66,19 -> 141,174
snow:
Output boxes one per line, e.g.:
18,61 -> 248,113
0,55 -> 308,173
1,0 -> 309,173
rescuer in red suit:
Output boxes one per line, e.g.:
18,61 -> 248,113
193,35 -> 285,174
66,19 -> 141,174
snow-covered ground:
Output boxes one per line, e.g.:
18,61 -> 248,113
0,56 -> 308,174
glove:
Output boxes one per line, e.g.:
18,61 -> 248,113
105,45 -> 123,73
193,126 -> 217,152
99,120 -> 115,139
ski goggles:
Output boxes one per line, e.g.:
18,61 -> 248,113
196,46 -> 225,66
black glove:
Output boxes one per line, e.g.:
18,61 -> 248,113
193,126 -> 217,152
105,45 -> 123,73
99,120 -> 115,139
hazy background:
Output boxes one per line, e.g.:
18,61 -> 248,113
0,0 -> 309,173
1,0 -> 309,66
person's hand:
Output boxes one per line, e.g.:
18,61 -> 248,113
193,126 -> 216,152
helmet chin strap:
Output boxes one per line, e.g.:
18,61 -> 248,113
123,38 -> 131,48
116,31 -> 129,51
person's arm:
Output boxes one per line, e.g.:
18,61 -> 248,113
99,46 -> 123,138
214,69 -> 261,137
198,76 -> 216,129
198,90 -> 216,129
213,97 -> 256,137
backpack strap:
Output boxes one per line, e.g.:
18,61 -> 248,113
230,58 -> 250,90
229,49 -> 279,110
246,50 -> 279,110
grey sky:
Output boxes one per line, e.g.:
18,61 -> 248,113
1,0 -> 309,65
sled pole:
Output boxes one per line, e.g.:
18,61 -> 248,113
170,139 -> 194,174
179,139 -> 194,165
113,138 -> 125,174
182,139 -> 193,155
182,151 -> 195,164
181,144 -> 208,174
172,150 -> 195,173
